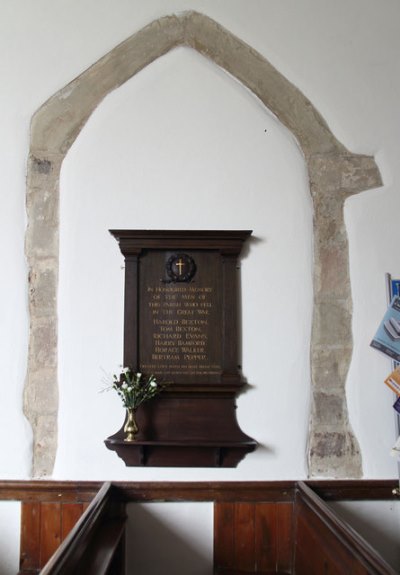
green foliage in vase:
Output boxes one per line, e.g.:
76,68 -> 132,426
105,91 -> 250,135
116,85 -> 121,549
111,368 -> 167,410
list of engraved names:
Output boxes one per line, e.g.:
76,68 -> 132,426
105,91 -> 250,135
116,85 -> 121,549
140,284 -> 222,377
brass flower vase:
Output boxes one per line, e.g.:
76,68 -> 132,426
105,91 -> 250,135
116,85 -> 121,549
124,408 -> 138,442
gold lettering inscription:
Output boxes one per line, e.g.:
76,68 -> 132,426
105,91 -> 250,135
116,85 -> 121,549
145,284 -> 219,374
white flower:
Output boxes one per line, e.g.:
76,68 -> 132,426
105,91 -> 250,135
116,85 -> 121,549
104,367 -> 167,410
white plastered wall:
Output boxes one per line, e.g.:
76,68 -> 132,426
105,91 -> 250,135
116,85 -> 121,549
56,46 -> 312,481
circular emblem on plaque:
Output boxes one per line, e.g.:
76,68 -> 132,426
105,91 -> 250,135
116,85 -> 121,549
166,253 -> 196,282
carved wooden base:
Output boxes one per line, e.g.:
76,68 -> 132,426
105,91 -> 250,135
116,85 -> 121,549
104,394 -> 256,467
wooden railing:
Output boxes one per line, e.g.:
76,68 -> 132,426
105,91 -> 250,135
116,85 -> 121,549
294,482 -> 398,575
0,479 -> 397,574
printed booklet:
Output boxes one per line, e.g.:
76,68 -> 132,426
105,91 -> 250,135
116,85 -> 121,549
384,366 -> 400,396
370,296 -> 400,362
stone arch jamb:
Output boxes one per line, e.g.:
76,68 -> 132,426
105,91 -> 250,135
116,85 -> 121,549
25,11 -> 382,477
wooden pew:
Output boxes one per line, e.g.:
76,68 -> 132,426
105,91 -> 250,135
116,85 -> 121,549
294,482 -> 397,575
0,480 -> 397,574
39,482 -> 126,575
3,481 -> 125,574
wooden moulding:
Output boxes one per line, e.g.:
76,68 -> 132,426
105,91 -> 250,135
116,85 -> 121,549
0,480 -> 397,503
306,479 -> 398,501
105,230 -> 256,467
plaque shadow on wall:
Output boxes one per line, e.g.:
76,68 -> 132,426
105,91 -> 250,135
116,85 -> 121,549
104,230 -> 257,467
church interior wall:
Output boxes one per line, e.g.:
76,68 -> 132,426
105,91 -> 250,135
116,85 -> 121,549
1,1 -> 400,573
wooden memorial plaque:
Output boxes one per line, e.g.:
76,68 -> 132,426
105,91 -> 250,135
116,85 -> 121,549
138,250 -> 222,385
105,230 -> 256,467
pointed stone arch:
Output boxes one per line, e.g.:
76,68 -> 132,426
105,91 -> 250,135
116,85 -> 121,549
25,11 -> 382,477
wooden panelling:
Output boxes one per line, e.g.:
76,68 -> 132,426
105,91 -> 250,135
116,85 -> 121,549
214,502 -> 294,574
214,502 -> 235,571
61,503 -> 84,541
234,503 -> 256,571
254,503 -> 293,572
275,504 -> 293,573
40,503 -> 61,566
19,501 -> 85,573
19,502 -> 41,572
255,503 -> 276,572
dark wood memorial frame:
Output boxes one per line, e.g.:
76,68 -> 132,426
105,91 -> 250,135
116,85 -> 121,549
104,230 -> 256,467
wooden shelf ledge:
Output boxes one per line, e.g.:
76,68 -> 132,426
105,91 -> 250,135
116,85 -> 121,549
104,438 -> 257,467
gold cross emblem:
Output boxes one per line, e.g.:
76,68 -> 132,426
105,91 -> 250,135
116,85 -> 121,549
175,258 -> 185,276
